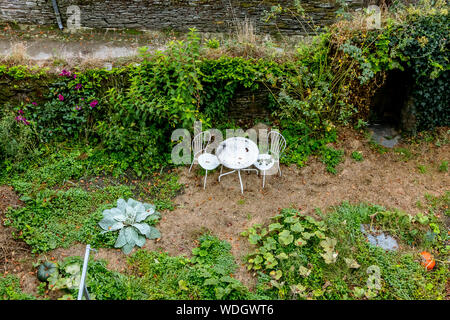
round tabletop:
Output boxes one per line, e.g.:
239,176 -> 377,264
216,137 -> 259,170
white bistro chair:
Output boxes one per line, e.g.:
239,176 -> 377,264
254,154 -> 274,188
198,153 -> 220,189
254,130 -> 286,188
189,131 -> 212,173
189,131 -> 220,189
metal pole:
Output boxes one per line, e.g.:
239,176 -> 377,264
51,0 -> 64,30
78,244 -> 93,300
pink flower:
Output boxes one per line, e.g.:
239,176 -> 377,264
58,94 -> 64,101
90,100 -> 98,108
15,116 -> 30,125
32,102 -> 37,106
18,109 -> 24,115
75,83 -> 82,90
59,69 -> 71,77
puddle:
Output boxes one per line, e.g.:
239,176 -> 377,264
367,123 -> 401,148
360,224 -> 399,251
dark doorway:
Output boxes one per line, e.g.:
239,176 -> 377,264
369,70 -> 411,129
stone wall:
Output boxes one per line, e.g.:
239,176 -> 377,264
0,0 -> 363,35
229,86 -> 274,122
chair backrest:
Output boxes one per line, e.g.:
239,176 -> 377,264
269,130 -> 286,160
192,131 -> 212,158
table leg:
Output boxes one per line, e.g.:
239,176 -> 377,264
218,170 -> 236,182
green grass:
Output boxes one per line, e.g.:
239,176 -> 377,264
34,235 -> 265,300
417,164 -> 428,174
438,160 -> 448,172
393,147 -> 414,162
4,185 -> 134,252
423,192 -> 450,217
0,275 -> 36,300
19,200 -> 448,300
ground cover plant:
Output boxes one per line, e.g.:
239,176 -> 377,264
29,235 -> 265,300
0,145 -> 182,254
242,202 -> 448,300
0,0 -> 448,301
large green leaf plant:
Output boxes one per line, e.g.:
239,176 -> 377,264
99,198 -> 161,254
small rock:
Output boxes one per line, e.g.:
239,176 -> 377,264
350,139 -> 362,150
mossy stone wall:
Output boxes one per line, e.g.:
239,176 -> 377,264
0,0 -> 363,35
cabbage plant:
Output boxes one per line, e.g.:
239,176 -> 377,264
99,198 -> 161,254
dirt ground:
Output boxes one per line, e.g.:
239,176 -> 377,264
0,127 -> 449,296
142,128 -> 449,288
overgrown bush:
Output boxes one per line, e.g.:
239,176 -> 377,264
329,0 -> 449,129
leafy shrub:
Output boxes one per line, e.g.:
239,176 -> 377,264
22,68 -> 121,142
0,108 -> 38,164
279,120 -> 337,167
206,38 -> 220,49
334,1 -> 449,130
351,151 -> 363,161
393,5 -> 449,130
320,146 -> 344,174
96,29 -> 206,172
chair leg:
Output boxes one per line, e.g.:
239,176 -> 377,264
203,170 -> 208,189
278,163 -> 282,177
220,165 -> 223,175
262,170 -> 266,188
189,161 -> 195,173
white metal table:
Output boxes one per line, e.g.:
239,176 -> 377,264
216,137 -> 259,193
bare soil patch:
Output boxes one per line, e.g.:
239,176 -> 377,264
142,128 -> 449,287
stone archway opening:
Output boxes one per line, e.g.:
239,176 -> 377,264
367,70 -> 413,147
369,70 -> 410,128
